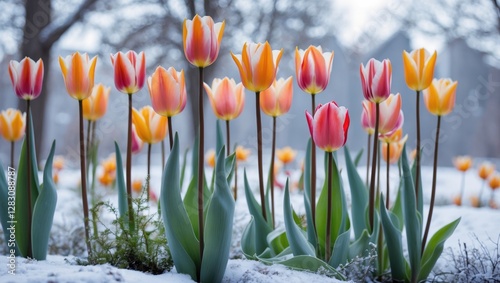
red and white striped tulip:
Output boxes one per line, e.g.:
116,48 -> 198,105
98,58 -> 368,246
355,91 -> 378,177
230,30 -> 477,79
110,51 -> 146,94
8,57 -> 44,100
360,58 -> 392,103
295,45 -> 334,94
305,101 -> 350,152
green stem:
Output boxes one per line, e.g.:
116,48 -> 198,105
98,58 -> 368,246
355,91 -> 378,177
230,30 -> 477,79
26,100 -> 32,258
147,143 -> 151,202
234,162 -> 238,200
415,90 -> 421,205
325,152 -> 333,262
197,67 -> 205,281
311,94 -> 317,241
422,116 -> 441,253
85,120 -> 91,181
366,133 -> 371,189
90,121 -> 97,205
270,116 -> 276,228
126,93 -> 135,232
226,120 -> 231,156
168,115 -> 174,150
386,142 -> 390,209
255,91 -> 267,221
368,102 -> 380,231
79,100 -> 92,258
161,140 -> 165,171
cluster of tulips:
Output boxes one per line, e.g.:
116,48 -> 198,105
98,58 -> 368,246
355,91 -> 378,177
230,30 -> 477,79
0,13 -> 469,283
453,156 -> 500,207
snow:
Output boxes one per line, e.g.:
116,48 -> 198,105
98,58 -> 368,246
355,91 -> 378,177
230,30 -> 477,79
1,161 -> 499,282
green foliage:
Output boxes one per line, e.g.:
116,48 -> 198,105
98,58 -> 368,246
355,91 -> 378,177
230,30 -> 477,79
88,189 -> 172,274
114,142 -> 128,227
0,162 -> 10,250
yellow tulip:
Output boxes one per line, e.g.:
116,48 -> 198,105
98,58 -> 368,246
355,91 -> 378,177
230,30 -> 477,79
478,162 -> 495,180
402,48 -> 437,91
132,106 -> 168,144
205,149 -> 216,168
82,84 -> 110,121
381,134 -> 408,164
423,78 -> 457,116
235,146 -> 251,162
0,108 -> 26,142
276,146 -> 297,165
453,156 -> 472,172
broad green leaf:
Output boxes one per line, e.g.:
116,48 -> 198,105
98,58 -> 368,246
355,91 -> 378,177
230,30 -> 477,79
283,181 -> 315,257
380,196 -> 406,281
180,147 -> 189,190
272,255 -> 346,280
31,141 -> 58,260
348,229 -> 370,259
354,148 -> 364,167
201,146 -> 235,283
0,163 -> 11,250
302,139 -> 317,247
329,229 -> 350,268
390,177 -> 404,231
160,133 -> 200,281
224,153 -> 236,184
411,152 -> 424,217
401,145 -> 422,282
215,120 -> 224,155
344,146 -> 368,240
242,171 -> 273,256
15,112 -> 40,257
266,226 -> 289,256
241,217 -> 258,259
191,137 -> 199,181
418,218 -> 460,281
114,142 -> 128,224
183,175 -> 211,238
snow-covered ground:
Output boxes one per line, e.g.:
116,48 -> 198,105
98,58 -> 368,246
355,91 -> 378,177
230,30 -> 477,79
1,160 -> 499,282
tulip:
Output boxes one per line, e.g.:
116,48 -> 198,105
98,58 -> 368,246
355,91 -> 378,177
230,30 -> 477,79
454,156 -> 472,172
59,52 -> 98,100
276,147 -> 297,165
361,100 -> 375,135
423,78 -> 457,116
204,77 -> 245,120
58,52 -> 98,257
305,101 -> 350,153
478,162 -> 495,180
132,179 -> 143,194
295,45 -> 334,95
363,94 -> 403,136
0,109 -> 26,142
231,42 -> 284,93
205,150 -> 216,168
131,124 -> 144,154
231,41 -> 283,223
382,134 -> 408,164
110,51 -> 146,95
360,58 -> 392,103
490,173 -> 500,190
260,77 -> 293,117
305,101 -> 349,260
183,15 -> 225,68
83,84 -> 110,121
402,48 -> 437,92
8,57 -> 44,100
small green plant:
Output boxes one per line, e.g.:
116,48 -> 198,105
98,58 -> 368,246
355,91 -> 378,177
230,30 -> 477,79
87,187 -> 173,274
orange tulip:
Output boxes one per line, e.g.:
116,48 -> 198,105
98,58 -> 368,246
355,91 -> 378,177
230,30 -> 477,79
110,51 -> 146,94
8,57 -> 44,100
381,134 -> 408,164
59,52 -> 98,100
132,179 -> 143,193
453,156 -> 472,172
131,124 -> 144,154
204,77 -> 245,120
82,84 -> 110,121
206,149 -> 216,168
490,173 -> 500,190
295,46 -> 334,94
276,147 -> 297,165
0,108 -> 26,142
235,146 -> 251,162
132,106 -> 167,144
423,78 -> 457,116
380,127 -> 403,144
402,48 -> 437,91
99,154 -> 116,187
183,15 -> 225,68
148,66 -> 187,117
231,42 -> 284,92
259,77 -> 293,117
53,156 -> 65,172
478,162 -> 495,180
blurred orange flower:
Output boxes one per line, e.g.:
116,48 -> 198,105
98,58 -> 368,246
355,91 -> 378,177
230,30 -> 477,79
453,156 -> 472,172
489,173 -> 500,190
276,147 -> 297,165
206,149 -> 216,168
478,162 -> 495,180
235,146 -> 251,162
132,179 -> 143,193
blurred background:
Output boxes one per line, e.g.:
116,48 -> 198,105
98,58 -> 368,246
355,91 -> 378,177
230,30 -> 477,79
0,0 -> 499,168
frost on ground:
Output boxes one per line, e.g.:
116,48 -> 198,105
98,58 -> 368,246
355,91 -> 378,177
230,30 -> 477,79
0,161 -> 499,282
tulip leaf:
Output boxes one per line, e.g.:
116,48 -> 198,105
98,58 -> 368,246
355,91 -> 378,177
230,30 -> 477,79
0,162 -> 10,250
348,229 -> 371,259
191,136 -> 199,181
380,195 -> 406,281
183,175 -> 211,238
15,112 -> 40,257
302,139 -> 317,247
225,153 -> 236,184
390,177 -> 404,231
344,146 -> 368,240
272,255 -> 346,280
180,147 -> 189,190
401,145 -> 422,282
418,218 -> 460,281
31,140 -> 57,260
216,120 -> 224,155
200,146 -> 235,283
160,133 -> 200,281
283,181 -> 315,257
354,148 -> 364,167
114,142 -> 128,225
329,229 -> 351,268
411,152 -> 424,217
242,170 -> 273,257
241,216 -> 258,259
266,226 -> 289,256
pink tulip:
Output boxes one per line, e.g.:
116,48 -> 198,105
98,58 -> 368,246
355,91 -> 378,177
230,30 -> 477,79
148,66 -> 187,117
305,101 -> 350,152
360,58 -> 392,103
110,51 -> 146,94
259,77 -> 293,117
8,57 -> 44,100
183,15 -> 225,68
295,46 -> 334,94
361,100 -> 374,135
363,93 -> 404,136
204,77 -> 245,120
